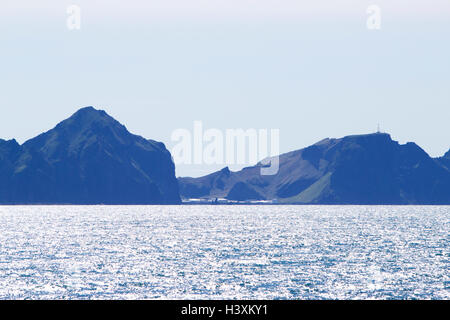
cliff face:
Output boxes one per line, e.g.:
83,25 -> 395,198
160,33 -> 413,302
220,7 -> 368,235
178,133 -> 450,204
0,107 -> 180,204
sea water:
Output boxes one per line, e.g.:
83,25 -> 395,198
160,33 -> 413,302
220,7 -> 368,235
0,205 -> 448,299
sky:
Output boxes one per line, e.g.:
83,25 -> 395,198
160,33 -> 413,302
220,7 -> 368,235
1,0 -> 449,177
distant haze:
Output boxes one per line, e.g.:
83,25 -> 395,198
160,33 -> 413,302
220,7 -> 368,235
1,0 -> 449,177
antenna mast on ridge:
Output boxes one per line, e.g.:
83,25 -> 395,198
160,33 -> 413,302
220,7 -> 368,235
377,123 -> 381,133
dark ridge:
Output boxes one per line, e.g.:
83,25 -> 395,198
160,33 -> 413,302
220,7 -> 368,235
178,133 -> 450,204
0,106 -> 180,204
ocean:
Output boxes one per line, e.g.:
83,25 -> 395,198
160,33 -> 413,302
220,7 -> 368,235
0,205 -> 448,299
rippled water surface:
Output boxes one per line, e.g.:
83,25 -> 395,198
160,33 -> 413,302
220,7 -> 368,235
0,205 -> 448,299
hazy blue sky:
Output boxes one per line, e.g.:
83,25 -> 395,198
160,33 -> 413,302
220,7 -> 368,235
1,0 -> 449,177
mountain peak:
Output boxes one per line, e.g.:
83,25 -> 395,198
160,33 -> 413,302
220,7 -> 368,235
341,132 -> 392,142
1,106 -> 180,204
67,107 -> 132,139
0,138 -> 21,160
72,106 -> 106,116
0,138 -> 19,146
22,106 -> 130,155
65,106 -> 113,125
75,105 -> 96,112
309,133 -> 394,152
